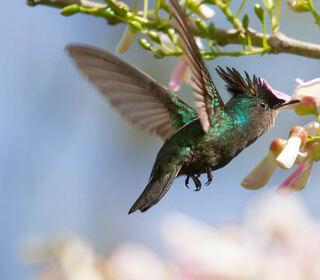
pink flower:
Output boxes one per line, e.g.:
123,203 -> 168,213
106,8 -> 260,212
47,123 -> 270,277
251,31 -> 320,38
277,122 -> 320,193
241,121 -> 320,192
277,156 -> 313,194
169,56 -> 188,92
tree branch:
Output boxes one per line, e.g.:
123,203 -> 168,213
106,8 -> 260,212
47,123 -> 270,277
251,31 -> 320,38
27,0 -> 320,60
27,0 -> 105,8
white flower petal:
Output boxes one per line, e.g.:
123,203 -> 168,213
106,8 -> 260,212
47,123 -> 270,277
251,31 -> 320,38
241,152 -> 277,190
293,77 -> 320,105
276,136 -> 301,169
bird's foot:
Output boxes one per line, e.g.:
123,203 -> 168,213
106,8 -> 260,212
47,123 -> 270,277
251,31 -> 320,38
185,174 -> 202,191
191,175 -> 202,191
204,167 -> 213,186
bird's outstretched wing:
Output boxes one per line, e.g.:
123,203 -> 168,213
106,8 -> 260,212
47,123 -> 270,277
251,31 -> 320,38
169,0 -> 225,132
67,45 -> 197,139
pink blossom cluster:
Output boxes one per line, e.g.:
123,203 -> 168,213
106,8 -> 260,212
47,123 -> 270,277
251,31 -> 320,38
27,195 -> 320,280
242,78 -> 320,192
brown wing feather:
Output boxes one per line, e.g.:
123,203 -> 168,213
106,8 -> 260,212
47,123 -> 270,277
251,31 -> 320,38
169,0 -> 225,132
67,44 -> 196,139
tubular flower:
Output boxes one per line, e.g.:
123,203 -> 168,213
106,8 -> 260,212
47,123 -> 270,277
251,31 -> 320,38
276,126 -> 307,170
242,75 -> 320,192
116,25 -> 138,54
241,138 -> 287,190
169,56 -> 189,92
241,122 -> 319,192
277,122 -> 320,193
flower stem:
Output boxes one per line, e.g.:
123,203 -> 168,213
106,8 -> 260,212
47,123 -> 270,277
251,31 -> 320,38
307,0 -> 320,28
236,0 -> 246,19
261,18 -> 268,49
275,0 -> 280,31
217,1 -> 243,31
203,47 -> 270,58
143,0 -> 148,18
133,0 -> 138,14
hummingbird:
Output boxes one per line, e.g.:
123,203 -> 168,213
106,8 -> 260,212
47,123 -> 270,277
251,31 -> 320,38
67,0 -> 299,214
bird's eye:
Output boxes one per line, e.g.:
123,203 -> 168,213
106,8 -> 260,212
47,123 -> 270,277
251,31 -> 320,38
259,101 -> 267,110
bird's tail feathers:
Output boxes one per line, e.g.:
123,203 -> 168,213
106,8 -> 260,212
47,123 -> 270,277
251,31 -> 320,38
128,164 -> 183,214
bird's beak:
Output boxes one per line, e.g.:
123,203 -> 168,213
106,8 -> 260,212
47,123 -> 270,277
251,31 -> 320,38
274,99 -> 300,110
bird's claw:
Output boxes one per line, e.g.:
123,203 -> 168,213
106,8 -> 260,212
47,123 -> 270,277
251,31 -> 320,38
185,174 -> 202,191
204,167 -> 213,186
192,175 -> 202,191
185,175 -> 190,189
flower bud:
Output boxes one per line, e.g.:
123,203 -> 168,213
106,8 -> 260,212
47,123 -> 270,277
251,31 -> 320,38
195,19 -> 208,35
288,0 -> 311,13
208,22 -> 216,40
198,4 -> 215,20
242,14 -> 249,30
306,142 -> 320,162
276,126 -> 307,169
187,1 -> 215,20
294,96 -> 318,116
167,28 -> 176,42
148,31 -> 161,45
139,38 -> 152,51
254,4 -> 265,23
60,4 -> 80,16
270,138 -> 288,155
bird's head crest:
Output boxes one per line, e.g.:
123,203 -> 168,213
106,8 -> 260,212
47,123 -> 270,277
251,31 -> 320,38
216,66 -> 299,109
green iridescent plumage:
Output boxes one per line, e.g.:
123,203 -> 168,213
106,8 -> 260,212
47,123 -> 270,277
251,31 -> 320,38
167,91 -> 197,129
67,0 -> 299,214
